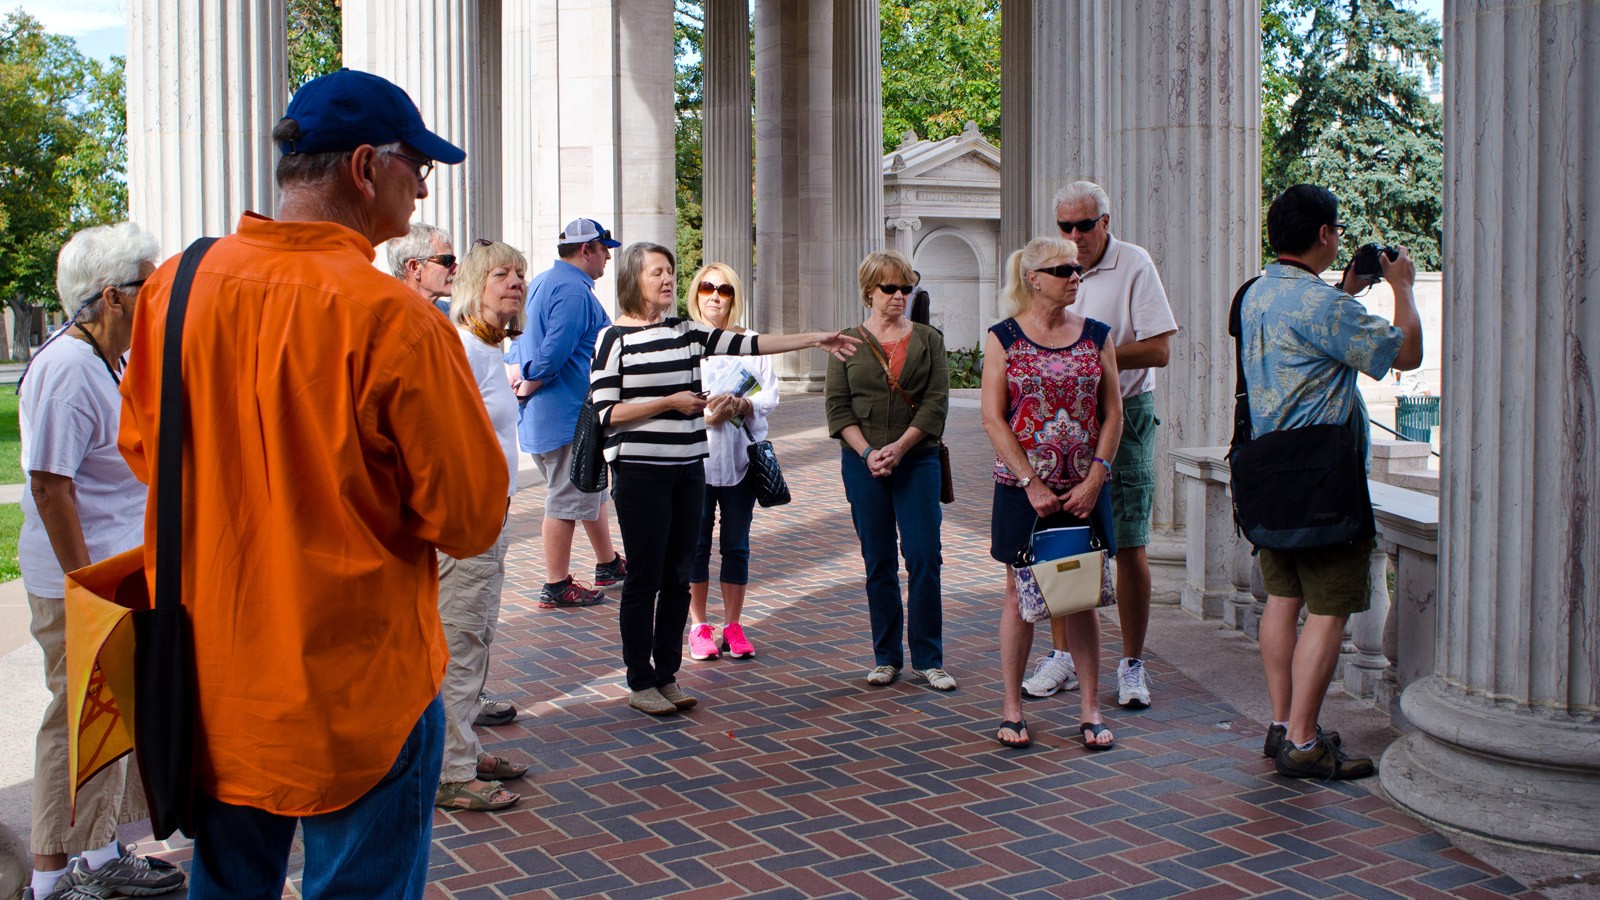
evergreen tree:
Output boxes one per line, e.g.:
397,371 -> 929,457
1263,0 -> 1443,267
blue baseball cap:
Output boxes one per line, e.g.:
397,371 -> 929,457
277,68 -> 466,165
558,218 -> 621,248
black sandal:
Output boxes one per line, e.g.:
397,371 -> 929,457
1080,721 -> 1115,751
996,719 -> 1031,749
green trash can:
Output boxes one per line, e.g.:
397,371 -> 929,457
1395,395 -> 1440,443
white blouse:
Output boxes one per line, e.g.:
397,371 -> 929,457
700,337 -> 779,487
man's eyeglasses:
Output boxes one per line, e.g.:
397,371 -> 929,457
409,254 -> 456,269
876,283 -> 916,296
697,281 -> 736,299
384,148 -> 435,181
1033,263 -> 1086,279
1057,216 -> 1105,235
1331,223 -> 1348,237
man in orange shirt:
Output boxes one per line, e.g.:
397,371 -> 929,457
118,69 -> 507,899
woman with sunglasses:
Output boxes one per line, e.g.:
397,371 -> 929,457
593,243 -> 858,717
684,264 -> 777,661
824,250 -> 954,692
20,223 -> 188,898
432,240 -> 530,812
982,235 -> 1122,751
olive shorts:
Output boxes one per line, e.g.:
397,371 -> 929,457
1258,538 -> 1376,617
1110,391 -> 1157,549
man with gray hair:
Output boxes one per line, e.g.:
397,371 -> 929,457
386,221 -> 456,314
1021,180 -> 1178,710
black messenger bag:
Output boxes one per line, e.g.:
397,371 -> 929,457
1226,277 -> 1376,551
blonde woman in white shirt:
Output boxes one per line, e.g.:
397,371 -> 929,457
685,263 -> 778,661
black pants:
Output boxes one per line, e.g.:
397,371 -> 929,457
612,460 -> 706,691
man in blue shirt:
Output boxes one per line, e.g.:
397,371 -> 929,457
508,218 -> 626,608
1242,184 -> 1422,780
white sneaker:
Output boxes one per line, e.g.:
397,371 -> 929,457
916,667 -> 958,691
1022,651 -> 1078,697
1117,658 -> 1152,708
865,665 -> 900,686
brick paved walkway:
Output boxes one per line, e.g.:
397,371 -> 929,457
133,398 -> 1535,899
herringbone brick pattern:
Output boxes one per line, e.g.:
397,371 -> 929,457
131,397 -> 1537,899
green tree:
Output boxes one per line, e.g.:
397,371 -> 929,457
1262,0 -> 1443,267
880,0 -> 1001,151
288,0 -> 343,90
674,1 -> 706,307
0,12 -> 125,358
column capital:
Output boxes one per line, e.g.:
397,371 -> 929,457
885,217 -> 922,232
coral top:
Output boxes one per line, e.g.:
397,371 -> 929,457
118,213 -> 507,815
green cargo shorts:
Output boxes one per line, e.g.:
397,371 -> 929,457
1109,391 -> 1157,549
1258,538 -> 1376,617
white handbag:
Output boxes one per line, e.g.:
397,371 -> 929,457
1013,525 -> 1114,623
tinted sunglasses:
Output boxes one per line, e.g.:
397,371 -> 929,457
1033,263 -> 1086,279
697,281 -> 736,299
411,254 -> 457,269
876,283 -> 916,296
1057,216 -> 1104,234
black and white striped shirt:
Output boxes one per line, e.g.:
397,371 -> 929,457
591,318 -> 762,465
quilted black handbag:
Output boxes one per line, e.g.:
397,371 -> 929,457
744,422 -> 790,507
568,392 -> 608,493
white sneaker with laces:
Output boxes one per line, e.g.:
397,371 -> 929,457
1021,651 -> 1078,697
1117,658 -> 1152,708
916,667 -> 958,691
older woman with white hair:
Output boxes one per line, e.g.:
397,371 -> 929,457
20,222 -> 186,899
432,240 -> 530,814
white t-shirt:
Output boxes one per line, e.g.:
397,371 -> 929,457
1073,236 -> 1180,399
700,341 -> 779,487
18,336 -> 146,598
457,326 -> 520,497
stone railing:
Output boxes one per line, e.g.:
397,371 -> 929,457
1170,447 -> 1440,729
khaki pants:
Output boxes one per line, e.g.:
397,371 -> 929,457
29,591 -> 143,856
437,518 -> 509,784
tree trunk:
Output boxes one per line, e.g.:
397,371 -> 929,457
6,293 -> 38,362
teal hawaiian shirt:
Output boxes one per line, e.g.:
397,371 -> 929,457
1239,264 -> 1403,455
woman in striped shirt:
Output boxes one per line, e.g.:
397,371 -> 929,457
592,242 -> 859,716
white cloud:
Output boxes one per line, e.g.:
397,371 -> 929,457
4,0 -> 125,36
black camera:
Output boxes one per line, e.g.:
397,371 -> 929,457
1350,243 -> 1399,282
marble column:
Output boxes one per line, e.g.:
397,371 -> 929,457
342,0 -> 492,247
1102,0 -> 1261,597
499,0 -> 542,257
703,0 -> 755,294
1381,0 -> 1600,853
614,1 -> 677,262
1001,0 -> 1110,252
754,0 -> 833,384
831,0 -> 884,333
126,0 -> 286,255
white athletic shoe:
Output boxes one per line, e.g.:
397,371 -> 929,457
1117,658 -> 1152,708
1022,651 -> 1079,697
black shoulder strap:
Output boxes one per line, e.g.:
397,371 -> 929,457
1228,275 -> 1264,450
154,238 -> 218,612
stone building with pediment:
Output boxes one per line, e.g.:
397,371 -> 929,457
882,122 -> 1001,351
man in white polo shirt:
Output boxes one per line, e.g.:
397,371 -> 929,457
1021,180 -> 1179,710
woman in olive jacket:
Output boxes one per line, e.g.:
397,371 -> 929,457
825,249 -> 954,692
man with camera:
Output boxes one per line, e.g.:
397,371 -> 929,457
1237,184 -> 1422,780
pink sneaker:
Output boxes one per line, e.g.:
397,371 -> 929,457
720,622 -> 755,659
688,623 -> 720,660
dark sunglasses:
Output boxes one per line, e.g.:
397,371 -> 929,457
876,283 -> 916,296
1057,215 -> 1105,235
410,254 -> 457,269
697,281 -> 736,299
1033,263 -> 1086,279
384,148 -> 435,181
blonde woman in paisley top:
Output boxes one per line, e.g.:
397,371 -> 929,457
981,235 -> 1123,751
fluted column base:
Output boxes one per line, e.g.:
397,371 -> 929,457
1382,677 -> 1600,852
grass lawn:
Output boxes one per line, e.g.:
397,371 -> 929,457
0,391 -> 20,484
0,502 -> 21,582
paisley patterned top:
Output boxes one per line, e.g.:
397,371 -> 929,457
990,316 -> 1111,490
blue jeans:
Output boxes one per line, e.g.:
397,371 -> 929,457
690,470 -> 757,585
840,447 -> 944,670
188,695 -> 444,900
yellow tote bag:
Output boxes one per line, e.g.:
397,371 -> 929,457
64,545 -> 150,815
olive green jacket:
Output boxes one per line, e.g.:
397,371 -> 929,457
825,323 -> 949,451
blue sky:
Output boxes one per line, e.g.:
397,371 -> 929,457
10,0 -> 1447,65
